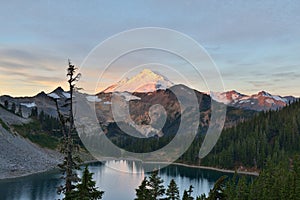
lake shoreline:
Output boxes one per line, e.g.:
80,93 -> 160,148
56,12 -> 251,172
0,159 -> 98,181
0,159 -> 259,180
0,167 -> 59,181
147,162 -> 259,176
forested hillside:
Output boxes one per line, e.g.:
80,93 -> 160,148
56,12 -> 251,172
151,156 -> 300,199
182,100 -> 300,170
107,99 -> 300,171
221,156 -> 300,200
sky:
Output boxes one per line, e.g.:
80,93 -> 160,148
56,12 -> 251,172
0,0 -> 299,97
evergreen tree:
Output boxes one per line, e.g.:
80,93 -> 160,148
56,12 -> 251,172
206,176 -> 227,200
147,170 -> 165,199
67,166 -> 104,200
17,104 -> 22,117
236,176 -> 248,200
11,102 -> 16,113
4,100 -> 8,109
201,156 -> 300,200
187,185 -> 194,198
198,100 -> 300,170
55,60 -> 82,199
30,107 -> 38,118
196,194 -> 206,200
291,156 -> 300,200
182,185 -> 194,200
135,177 -> 150,200
166,179 -> 180,200
224,173 -> 237,199
182,190 -> 189,200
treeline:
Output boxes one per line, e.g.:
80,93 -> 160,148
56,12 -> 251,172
110,100 -> 300,170
30,108 -> 62,136
14,107 -> 62,137
135,155 -> 300,200
222,156 -> 300,200
107,122 -> 176,153
12,108 -> 62,149
1,100 -> 23,117
199,99 -> 300,170
135,170 -> 197,200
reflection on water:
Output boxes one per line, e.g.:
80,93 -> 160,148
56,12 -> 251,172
0,170 -> 63,200
0,160 -> 230,200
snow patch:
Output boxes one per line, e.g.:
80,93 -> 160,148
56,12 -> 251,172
114,92 -> 141,101
210,92 -> 231,104
259,91 -> 287,103
102,69 -> 174,93
86,95 -> 102,102
239,100 -> 251,104
261,91 -> 272,98
62,92 -> 70,98
20,102 -> 36,108
48,93 -> 60,99
231,93 -> 241,100
265,99 -> 275,104
272,95 -> 287,102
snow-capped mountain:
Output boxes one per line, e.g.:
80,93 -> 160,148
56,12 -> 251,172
102,69 -> 174,93
210,90 -> 247,105
0,87 -> 73,118
0,82 -> 297,138
211,90 -> 297,111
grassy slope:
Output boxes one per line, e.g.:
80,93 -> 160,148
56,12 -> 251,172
12,120 -> 59,150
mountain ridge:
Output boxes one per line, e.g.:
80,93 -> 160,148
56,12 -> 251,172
0,69 -> 297,117
211,90 -> 297,111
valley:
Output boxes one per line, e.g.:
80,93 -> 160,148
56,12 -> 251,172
0,69 -> 298,179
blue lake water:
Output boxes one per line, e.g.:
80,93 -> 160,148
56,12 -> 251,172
0,160 -> 232,200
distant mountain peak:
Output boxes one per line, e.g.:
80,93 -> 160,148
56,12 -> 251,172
137,69 -> 167,79
47,86 -> 70,99
227,90 -> 244,95
35,91 -> 47,98
140,68 -> 155,75
257,91 -> 271,96
51,86 -> 65,94
102,69 -> 174,93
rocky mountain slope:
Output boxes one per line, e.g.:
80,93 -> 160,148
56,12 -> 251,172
94,84 -> 255,137
0,69 -> 297,138
0,69 -> 297,177
1,70 -> 296,121
0,87 -> 70,118
211,90 -> 297,111
0,71 -> 250,138
0,106 -> 62,179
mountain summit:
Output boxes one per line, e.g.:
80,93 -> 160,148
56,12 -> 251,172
211,90 -> 297,111
102,69 -> 174,93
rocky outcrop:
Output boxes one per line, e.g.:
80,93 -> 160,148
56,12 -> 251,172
0,107 -> 62,179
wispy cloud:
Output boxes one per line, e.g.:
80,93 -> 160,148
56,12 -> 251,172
0,0 -> 299,96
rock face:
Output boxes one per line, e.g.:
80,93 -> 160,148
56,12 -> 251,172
0,107 -> 62,179
0,69 -> 297,141
0,87 -> 70,118
1,68 -> 295,140
93,84 -> 255,138
0,69 -> 283,178
0,105 -> 31,125
0,70 -> 296,121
